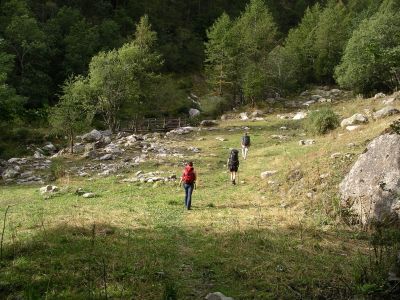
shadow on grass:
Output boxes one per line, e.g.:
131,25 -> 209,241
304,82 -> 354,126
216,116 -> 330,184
0,222 -> 397,299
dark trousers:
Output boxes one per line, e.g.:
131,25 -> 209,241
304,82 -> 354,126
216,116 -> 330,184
184,183 -> 194,209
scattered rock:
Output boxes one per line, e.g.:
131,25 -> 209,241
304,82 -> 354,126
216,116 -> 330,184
205,292 -> 234,300
261,170 -> 278,179
293,112 -> 307,120
200,120 -> 218,127
99,154 -> 114,161
73,143 -> 85,154
166,126 -> 196,136
39,185 -> 59,194
287,169 -> 303,181
374,92 -> 386,99
34,150 -> 45,159
82,192 -> 96,198
240,112 -> 249,121
82,129 -> 103,142
330,152 -> 342,159
346,125 -> 360,131
373,106 -> 400,119
299,139 -> 315,146
215,137 -> 226,142
251,110 -> 263,118
104,143 -> 123,154
340,113 -> 368,127
340,133 -> 400,225
2,168 -> 20,179
383,98 -> 396,105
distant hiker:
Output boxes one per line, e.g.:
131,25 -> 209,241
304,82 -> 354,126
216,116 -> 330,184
227,149 -> 239,185
179,161 -> 197,210
241,132 -> 251,159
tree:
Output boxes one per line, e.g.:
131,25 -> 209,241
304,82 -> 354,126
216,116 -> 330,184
88,15 -> 162,131
49,76 -> 94,154
335,0 -> 400,94
204,13 -> 236,97
0,38 -> 25,122
282,3 -> 322,87
234,0 -> 278,104
314,0 -> 350,83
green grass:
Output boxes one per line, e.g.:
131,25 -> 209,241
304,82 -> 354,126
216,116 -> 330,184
1,96 -> 400,299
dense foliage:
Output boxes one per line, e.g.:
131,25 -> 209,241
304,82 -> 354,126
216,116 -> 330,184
0,0 -> 399,140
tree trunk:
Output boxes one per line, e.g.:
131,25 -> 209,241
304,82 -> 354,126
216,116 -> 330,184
69,129 -> 74,154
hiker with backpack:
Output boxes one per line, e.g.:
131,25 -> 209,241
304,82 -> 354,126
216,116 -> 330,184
179,161 -> 197,210
227,149 -> 239,185
241,132 -> 251,160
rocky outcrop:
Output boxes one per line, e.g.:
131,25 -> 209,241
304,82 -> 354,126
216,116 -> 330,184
373,106 -> 400,119
340,113 -> 368,127
340,133 -> 400,224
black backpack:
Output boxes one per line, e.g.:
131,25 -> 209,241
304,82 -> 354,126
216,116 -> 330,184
242,135 -> 250,146
228,149 -> 239,168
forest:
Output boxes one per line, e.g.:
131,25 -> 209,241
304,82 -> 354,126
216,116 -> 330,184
0,0 -> 400,155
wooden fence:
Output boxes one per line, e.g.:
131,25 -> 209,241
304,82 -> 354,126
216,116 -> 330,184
121,117 -> 188,133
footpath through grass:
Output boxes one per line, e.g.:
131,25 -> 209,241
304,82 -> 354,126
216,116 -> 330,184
1,98 -> 399,299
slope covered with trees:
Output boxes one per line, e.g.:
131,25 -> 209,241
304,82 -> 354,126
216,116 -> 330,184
1,0 -> 400,156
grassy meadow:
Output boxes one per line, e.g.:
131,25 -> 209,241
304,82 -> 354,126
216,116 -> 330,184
1,97 -> 400,299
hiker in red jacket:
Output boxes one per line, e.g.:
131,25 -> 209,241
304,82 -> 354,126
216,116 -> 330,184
179,161 -> 197,210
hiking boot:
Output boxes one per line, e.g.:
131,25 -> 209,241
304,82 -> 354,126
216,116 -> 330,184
232,180 -> 236,185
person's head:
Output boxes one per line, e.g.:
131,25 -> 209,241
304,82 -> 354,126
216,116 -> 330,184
186,161 -> 193,167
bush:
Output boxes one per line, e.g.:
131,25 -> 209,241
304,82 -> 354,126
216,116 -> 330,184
305,108 -> 339,134
199,95 -> 229,118
50,158 -> 67,180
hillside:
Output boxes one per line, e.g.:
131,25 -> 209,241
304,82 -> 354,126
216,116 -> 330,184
1,91 -> 400,299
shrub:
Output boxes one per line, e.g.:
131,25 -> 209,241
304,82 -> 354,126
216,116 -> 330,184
50,158 -> 67,180
305,108 -> 339,134
199,95 -> 229,118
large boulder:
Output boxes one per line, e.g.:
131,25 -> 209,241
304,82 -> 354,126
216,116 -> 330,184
82,129 -> 103,142
2,168 -> 20,180
340,133 -> 400,224
189,108 -> 201,118
340,113 -> 368,127
373,106 -> 400,119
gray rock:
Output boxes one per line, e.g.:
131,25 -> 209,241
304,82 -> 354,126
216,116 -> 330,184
340,133 -> 400,224
73,143 -> 85,154
215,137 -> 226,142
2,168 -> 20,179
240,112 -> 249,120
346,125 -> 360,131
200,120 -> 218,127
205,292 -> 234,300
383,97 -> 396,105
42,143 -> 57,153
82,192 -> 96,198
299,139 -> 315,146
34,150 -> 45,159
39,185 -> 59,194
104,143 -> 123,154
293,112 -> 307,120
82,129 -> 103,142
189,108 -> 201,118
99,154 -> 114,161
82,150 -> 96,159
251,110 -> 263,118
373,106 -> 400,119
340,113 -> 368,127
311,95 -> 322,101
330,152 -> 342,159
261,170 -> 278,179
374,92 -> 386,99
